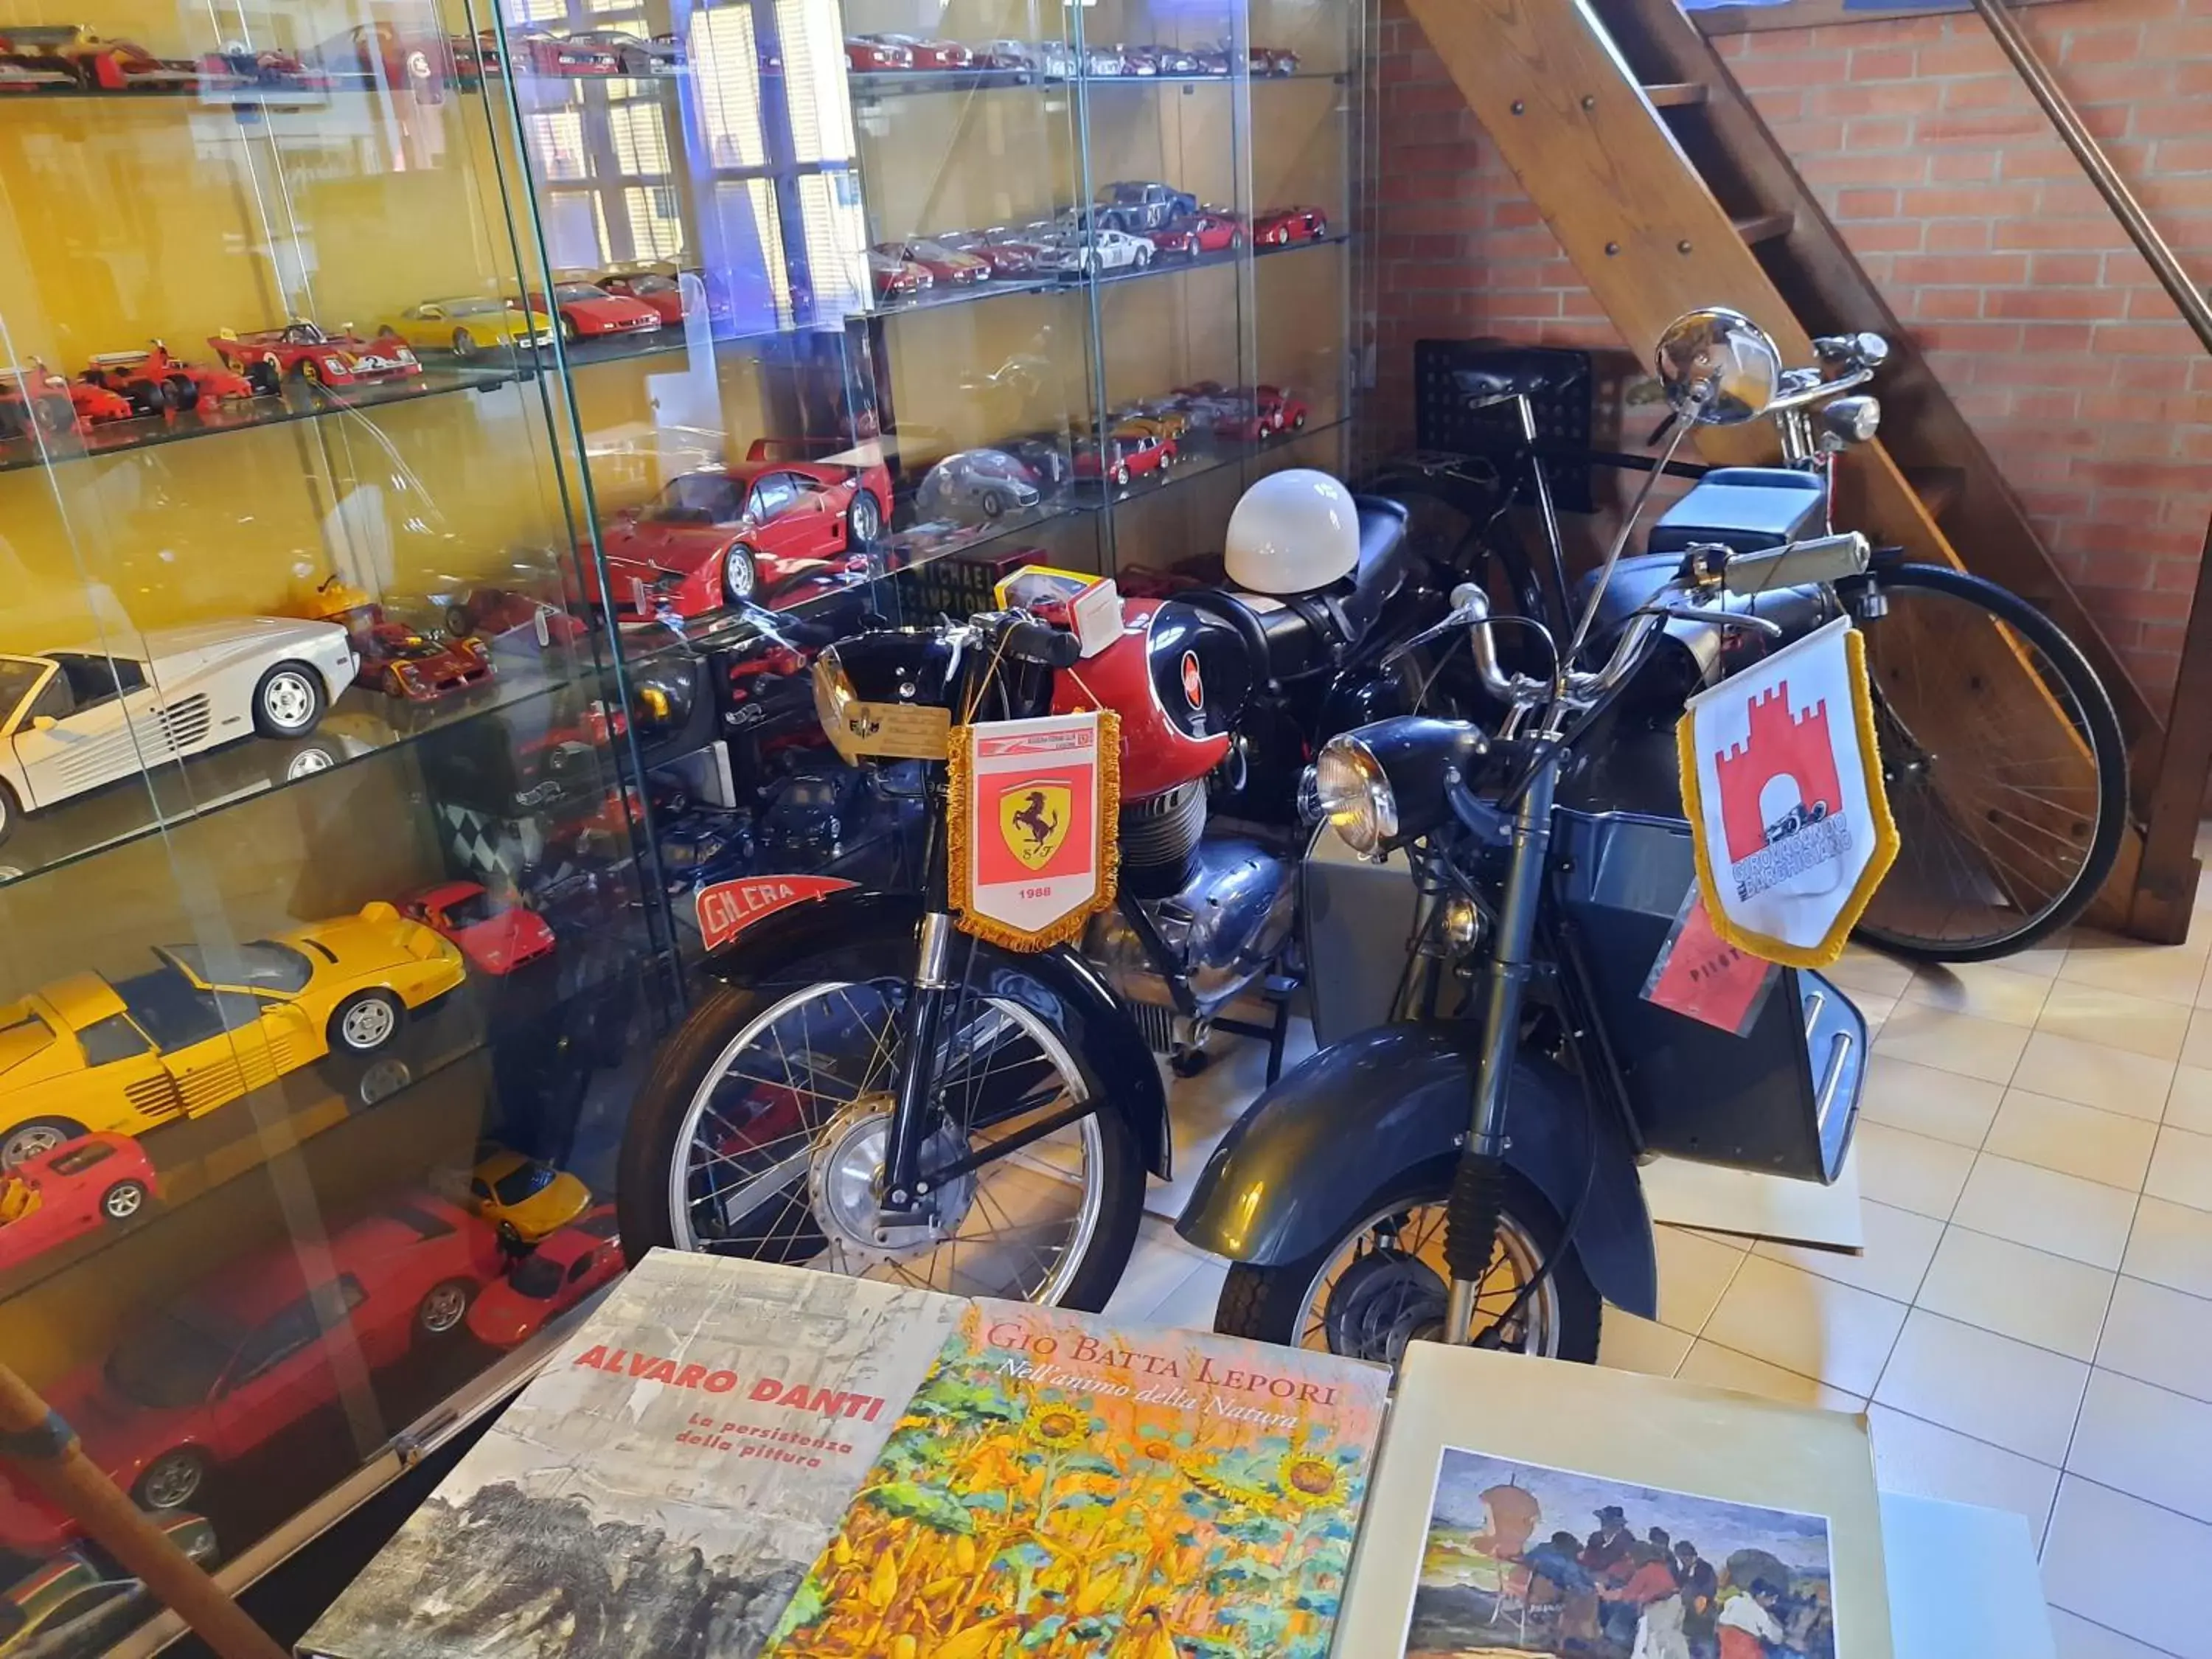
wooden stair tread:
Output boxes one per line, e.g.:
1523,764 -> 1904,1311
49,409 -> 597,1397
1906,465 -> 1965,521
1644,81 -> 1708,106
1731,209 -> 1795,246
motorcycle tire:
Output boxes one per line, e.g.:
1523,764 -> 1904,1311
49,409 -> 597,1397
1210,1160 -> 1601,1365
617,968 -> 1144,1312
1844,561 -> 2127,964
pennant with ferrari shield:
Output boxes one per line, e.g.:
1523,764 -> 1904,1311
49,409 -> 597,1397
947,710 -> 1120,951
1677,616 -> 1899,970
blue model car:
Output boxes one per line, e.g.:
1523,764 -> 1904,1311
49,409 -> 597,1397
1093,181 -> 1200,233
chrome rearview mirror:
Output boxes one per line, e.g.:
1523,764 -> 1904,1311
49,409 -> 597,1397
1655,307 -> 1782,425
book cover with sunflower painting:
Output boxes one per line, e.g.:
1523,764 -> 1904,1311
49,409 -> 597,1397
759,1300 -> 1391,1659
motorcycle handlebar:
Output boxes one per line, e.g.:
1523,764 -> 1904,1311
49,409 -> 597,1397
996,614 -> 1082,669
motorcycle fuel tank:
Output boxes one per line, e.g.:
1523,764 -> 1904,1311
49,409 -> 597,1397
1052,597 -> 1245,800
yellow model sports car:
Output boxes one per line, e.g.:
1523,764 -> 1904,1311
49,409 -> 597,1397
464,1147 -> 592,1244
377,296 -> 555,360
0,902 -> 465,1167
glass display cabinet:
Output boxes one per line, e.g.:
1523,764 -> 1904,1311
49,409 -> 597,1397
0,0 -> 1369,1644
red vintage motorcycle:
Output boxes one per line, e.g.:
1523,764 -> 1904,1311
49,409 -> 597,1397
616,508 -> 1433,1306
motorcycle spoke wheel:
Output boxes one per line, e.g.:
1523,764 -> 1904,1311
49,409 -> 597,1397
1291,1198 -> 1562,1363
666,973 -> 1107,1305
1847,563 -> 2126,961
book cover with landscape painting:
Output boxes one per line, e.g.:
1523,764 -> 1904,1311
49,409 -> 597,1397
759,1301 -> 1391,1659
298,1251 -> 965,1659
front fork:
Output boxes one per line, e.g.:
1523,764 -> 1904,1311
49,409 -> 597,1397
1442,753 -> 1559,1343
879,765 -> 954,1217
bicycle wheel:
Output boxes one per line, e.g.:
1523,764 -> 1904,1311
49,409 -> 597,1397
1842,562 -> 2126,962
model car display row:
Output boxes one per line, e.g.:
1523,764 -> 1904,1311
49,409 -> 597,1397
870,200 -> 1330,298
0,20 -> 680,98
844,35 -> 1302,75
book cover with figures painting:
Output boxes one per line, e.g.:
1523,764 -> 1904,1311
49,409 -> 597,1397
760,1300 -> 1391,1659
299,1251 -> 964,1659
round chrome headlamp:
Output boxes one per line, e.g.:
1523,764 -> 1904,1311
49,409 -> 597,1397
1312,734 -> 1397,857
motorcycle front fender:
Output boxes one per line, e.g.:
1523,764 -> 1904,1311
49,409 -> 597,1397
1174,1022 -> 1658,1319
702,887 -> 1172,1179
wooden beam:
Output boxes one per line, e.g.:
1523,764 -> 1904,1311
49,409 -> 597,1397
1731,209 -> 1795,246
1643,80 -> 1708,106
2129,509 -> 2212,942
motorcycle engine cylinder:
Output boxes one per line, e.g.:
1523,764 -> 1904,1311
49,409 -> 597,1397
1084,835 -> 1297,1021
1119,781 -> 1207,899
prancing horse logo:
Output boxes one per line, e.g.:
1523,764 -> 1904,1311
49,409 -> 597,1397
1001,781 -> 1071,870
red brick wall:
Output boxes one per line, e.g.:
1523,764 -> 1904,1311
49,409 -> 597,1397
1371,0 -> 2212,701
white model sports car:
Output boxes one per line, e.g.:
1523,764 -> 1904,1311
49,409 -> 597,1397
0,618 -> 358,845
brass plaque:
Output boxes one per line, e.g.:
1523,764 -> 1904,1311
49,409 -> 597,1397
832,700 -> 950,761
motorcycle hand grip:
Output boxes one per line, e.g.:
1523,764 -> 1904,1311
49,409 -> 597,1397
1000,616 -> 1082,669
1722,530 -> 1871,596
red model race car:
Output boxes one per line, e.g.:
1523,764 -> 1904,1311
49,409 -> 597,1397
1209,384 -> 1307,442
400,881 -> 556,975
443,585 -> 587,649
209,321 -> 422,392
866,249 -> 931,302
936,228 -> 1044,276
592,269 -> 687,325
530,282 -> 662,344
355,613 -> 493,701
0,1195 -> 501,1553
81,343 -> 261,417
873,238 -> 989,286
584,445 -> 891,620
0,1134 -> 157,1276
1253,204 -> 1329,246
465,1204 -> 622,1346
0,363 -> 131,438
844,35 -> 913,69
1148,209 -> 1244,258
1075,430 -> 1176,487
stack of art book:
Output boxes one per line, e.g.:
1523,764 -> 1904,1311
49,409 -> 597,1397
300,1250 -> 1391,1659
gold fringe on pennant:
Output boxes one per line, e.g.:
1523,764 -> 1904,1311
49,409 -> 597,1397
947,710 -> 1122,953
1678,627 -> 1900,970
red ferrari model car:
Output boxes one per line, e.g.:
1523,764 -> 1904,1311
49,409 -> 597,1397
1148,209 -> 1244,258
400,881 -> 556,975
865,33 -> 970,68
331,602 -> 494,700
844,35 -> 911,69
532,282 -> 662,344
593,269 -> 687,325
0,363 -> 131,438
443,585 -> 587,648
866,249 -> 932,301
81,343 -> 261,417
936,229 -> 1043,276
0,1135 -> 156,1276
0,1195 -> 501,1553
1254,204 -> 1329,246
872,239 -> 989,286
1075,431 -> 1176,487
209,321 -> 422,392
584,445 -> 892,619
465,1205 -> 622,1347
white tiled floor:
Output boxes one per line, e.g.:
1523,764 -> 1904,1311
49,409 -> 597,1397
1107,910 -> 2212,1659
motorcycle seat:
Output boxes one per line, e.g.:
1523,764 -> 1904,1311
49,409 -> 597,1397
1574,552 -> 1682,643
1645,469 -> 1825,557
1182,495 -> 1411,688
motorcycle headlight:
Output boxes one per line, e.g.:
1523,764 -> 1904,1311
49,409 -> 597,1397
1312,736 -> 1396,857
813,647 -> 857,751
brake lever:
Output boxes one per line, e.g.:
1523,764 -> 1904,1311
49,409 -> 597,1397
1638,604 -> 1786,639
1381,600 -> 1481,669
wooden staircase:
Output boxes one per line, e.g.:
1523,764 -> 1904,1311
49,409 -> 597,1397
1402,0 -> 2166,933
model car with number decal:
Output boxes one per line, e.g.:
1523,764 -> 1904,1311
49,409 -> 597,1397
584,445 -> 891,619
1253,204 -> 1329,245
0,904 -> 465,1169
872,238 -> 990,286
465,1204 -> 621,1346
209,321 -> 420,392
0,619 -> 355,849
351,612 -> 493,701
1095,181 -> 1199,233
0,1511 -> 215,1658
1147,209 -> 1243,258
80,344 -> 260,415
1042,226 -> 1152,274
400,882 -> 555,976
0,1194 -> 499,1553
0,1133 -> 157,1276
376,296 -> 554,359
0,25 -> 198,90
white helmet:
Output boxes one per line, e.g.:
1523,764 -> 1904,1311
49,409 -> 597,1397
1223,469 -> 1359,596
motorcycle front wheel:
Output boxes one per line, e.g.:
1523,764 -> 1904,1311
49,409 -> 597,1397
1845,562 -> 2127,962
617,954 -> 1143,1310
1211,1161 -> 1601,1364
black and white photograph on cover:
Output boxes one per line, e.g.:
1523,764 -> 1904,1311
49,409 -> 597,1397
1400,1445 -> 1837,1659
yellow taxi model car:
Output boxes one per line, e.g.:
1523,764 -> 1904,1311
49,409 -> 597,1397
0,902 -> 465,1168
376,296 -> 555,360
465,1148 -> 592,1245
